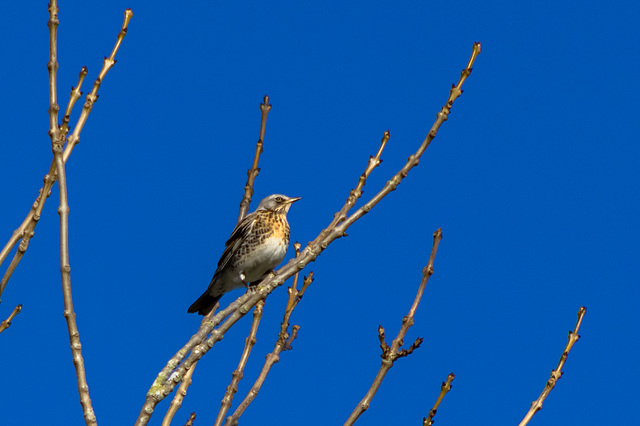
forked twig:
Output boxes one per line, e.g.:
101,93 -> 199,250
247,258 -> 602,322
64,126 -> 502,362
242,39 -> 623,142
225,272 -> 313,426
0,67 -> 87,301
423,373 -> 455,426
518,307 -> 587,426
0,9 -> 133,301
344,228 -> 443,425
136,43 -> 480,426
46,5 -> 133,426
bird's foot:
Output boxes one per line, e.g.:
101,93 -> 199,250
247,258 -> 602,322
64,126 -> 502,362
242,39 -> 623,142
239,272 -> 249,289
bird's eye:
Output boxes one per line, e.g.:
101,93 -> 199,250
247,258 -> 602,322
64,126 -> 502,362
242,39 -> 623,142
275,196 -> 283,203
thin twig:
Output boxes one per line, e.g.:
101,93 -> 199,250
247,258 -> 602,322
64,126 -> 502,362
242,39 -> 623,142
184,412 -> 196,426
518,306 -> 587,426
0,304 -> 23,334
161,362 -> 197,426
423,373 -> 455,426
238,96 -> 272,222
61,67 -> 89,136
225,273 -> 313,426
343,228 -> 444,426
213,300 -> 265,426
0,10 -> 133,301
63,9 -> 134,163
135,43 -> 480,426
47,2 -> 97,424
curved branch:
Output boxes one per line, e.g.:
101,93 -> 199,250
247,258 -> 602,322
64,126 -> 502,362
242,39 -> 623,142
518,307 -> 587,426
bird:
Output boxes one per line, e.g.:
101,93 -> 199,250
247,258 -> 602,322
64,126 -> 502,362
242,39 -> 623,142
188,194 -> 302,315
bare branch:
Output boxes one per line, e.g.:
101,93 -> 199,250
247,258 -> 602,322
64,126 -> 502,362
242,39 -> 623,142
161,362 -> 197,426
213,300 -> 265,426
184,412 -> 196,426
61,67 -> 89,136
135,43 -> 480,426
0,304 -> 23,334
343,228 -> 444,426
63,9 -> 133,163
45,6 -> 135,426
327,130 -> 390,233
423,373 -> 455,426
0,9 -> 133,301
518,306 -> 587,426
238,96 -> 272,222
225,275 -> 311,426
161,306 -> 216,425
47,0 -> 60,135
47,1 -> 96,424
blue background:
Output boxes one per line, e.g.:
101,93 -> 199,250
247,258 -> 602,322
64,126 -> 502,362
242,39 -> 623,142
1,1 -> 638,425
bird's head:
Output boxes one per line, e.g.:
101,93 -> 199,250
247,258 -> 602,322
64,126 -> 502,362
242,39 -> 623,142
256,194 -> 302,214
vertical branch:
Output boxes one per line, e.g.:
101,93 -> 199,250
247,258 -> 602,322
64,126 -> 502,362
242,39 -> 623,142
518,307 -> 587,426
423,373 -> 455,426
238,96 -> 272,222
343,229 -> 443,426
47,0 -> 60,137
47,2 -> 97,425
52,57 -> 99,426
213,300 -> 265,426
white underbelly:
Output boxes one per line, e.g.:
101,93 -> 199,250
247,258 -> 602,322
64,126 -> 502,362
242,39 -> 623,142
239,236 -> 287,282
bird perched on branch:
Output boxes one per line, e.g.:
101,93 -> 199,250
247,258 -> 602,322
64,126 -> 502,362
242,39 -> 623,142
188,194 -> 302,315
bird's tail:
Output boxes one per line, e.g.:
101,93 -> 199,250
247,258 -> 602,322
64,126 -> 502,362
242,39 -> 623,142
187,291 -> 221,316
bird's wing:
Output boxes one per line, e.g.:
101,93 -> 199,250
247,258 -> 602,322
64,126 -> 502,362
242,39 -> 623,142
215,212 -> 256,272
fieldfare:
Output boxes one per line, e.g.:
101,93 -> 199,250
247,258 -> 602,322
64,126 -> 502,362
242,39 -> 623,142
188,194 -> 301,315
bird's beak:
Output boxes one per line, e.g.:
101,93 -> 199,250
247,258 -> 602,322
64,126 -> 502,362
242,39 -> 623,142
286,196 -> 302,204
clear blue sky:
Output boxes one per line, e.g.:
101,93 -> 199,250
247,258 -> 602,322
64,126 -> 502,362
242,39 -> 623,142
1,1 -> 638,425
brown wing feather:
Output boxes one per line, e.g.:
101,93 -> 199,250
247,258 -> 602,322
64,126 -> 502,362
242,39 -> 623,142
214,212 -> 256,273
